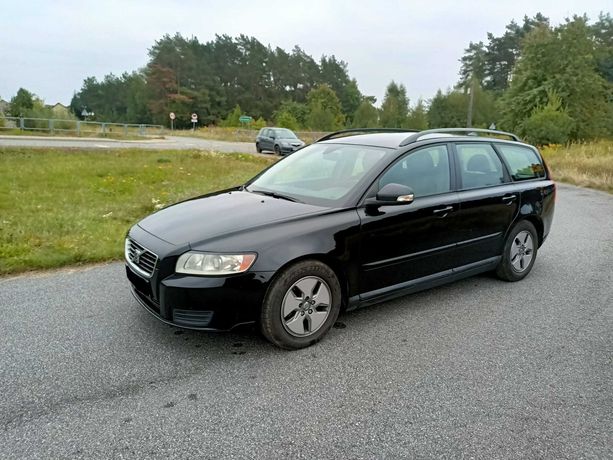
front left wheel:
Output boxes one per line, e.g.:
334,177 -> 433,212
260,260 -> 342,349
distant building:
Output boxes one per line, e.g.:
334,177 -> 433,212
51,102 -> 68,110
45,102 -> 72,119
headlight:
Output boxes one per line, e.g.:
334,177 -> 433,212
175,252 -> 256,276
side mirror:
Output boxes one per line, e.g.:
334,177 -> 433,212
270,133 -> 276,139
365,183 -> 415,207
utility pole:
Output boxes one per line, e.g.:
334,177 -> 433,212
466,76 -> 475,128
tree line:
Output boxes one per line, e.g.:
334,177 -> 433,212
3,12 -> 611,144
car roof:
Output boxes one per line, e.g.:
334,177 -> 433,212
319,132 -> 413,149
318,132 -> 531,149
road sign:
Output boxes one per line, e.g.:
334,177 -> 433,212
191,113 -> 198,122
169,112 -> 176,131
239,115 -> 253,123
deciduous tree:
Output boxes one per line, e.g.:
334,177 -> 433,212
379,81 -> 409,128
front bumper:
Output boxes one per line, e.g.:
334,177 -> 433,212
279,144 -> 303,154
126,264 -> 274,331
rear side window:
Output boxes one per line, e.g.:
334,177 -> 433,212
497,145 -> 546,180
455,143 -> 506,189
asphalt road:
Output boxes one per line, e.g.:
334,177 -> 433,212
1,184 -> 611,459
0,135 -> 256,153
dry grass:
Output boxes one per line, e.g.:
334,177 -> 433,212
541,141 -> 613,193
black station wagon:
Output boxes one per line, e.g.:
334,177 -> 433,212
125,128 -> 556,349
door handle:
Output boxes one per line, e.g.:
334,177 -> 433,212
502,194 -> 517,205
433,205 -> 454,217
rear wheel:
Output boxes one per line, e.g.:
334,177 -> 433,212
260,260 -> 341,349
496,220 -> 538,282
274,144 -> 281,155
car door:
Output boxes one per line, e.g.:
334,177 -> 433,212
261,129 -> 272,150
358,143 -> 462,298
451,142 -> 519,265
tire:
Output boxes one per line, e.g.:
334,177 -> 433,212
260,260 -> 342,350
274,144 -> 281,155
496,220 -> 538,282
256,143 -> 262,153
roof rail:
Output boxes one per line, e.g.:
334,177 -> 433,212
317,128 -> 418,143
399,128 -> 520,146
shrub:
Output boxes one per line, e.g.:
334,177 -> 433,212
252,117 -> 267,129
220,105 -> 242,127
519,90 -> 574,145
275,111 -> 299,130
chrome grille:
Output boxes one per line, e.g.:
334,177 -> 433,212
125,238 -> 158,278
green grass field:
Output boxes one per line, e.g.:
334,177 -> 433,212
0,148 -> 275,275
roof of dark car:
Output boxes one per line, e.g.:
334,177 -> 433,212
318,132 -> 414,149
318,131 -> 530,149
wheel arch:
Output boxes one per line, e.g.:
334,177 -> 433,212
520,215 -> 544,247
263,253 -> 350,312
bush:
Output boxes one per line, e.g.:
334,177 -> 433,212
252,117 -> 267,129
220,105 -> 242,127
519,90 -> 574,145
275,111 -> 299,130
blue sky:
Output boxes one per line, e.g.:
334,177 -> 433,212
0,0 -> 610,107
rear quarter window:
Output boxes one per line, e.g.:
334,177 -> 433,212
497,145 -> 546,181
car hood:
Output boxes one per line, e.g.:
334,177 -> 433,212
278,137 -> 303,143
137,190 -> 325,246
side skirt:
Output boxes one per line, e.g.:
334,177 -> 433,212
347,256 -> 501,310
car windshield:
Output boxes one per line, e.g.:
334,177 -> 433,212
247,143 -> 393,206
274,128 -> 297,139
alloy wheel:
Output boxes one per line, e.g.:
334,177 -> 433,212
510,230 -> 534,272
281,276 -> 331,337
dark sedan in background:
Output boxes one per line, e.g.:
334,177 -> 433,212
255,127 -> 305,155
126,128 -> 555,349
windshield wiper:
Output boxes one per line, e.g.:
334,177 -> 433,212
248,188 -> 301,203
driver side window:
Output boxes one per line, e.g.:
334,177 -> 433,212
379,145 -> 451,197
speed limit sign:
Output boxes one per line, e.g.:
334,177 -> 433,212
169,112 -> 175,120
191,113 -> 198,122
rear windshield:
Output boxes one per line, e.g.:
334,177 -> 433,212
497,145 -> 545,181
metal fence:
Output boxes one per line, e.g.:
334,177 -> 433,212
0,116 -> 164,137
